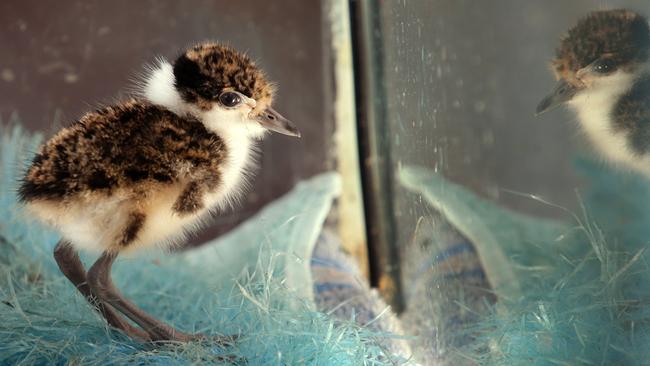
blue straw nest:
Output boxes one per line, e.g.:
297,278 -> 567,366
400,160 -> 650,366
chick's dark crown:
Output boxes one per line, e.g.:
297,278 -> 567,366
553,9 -> 650,78
173,42 -> 275,112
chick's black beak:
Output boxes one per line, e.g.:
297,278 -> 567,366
536,79 -> 579,116
257,107 -> 301,137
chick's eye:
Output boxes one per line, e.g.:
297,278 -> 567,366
592,59 -> 616,74
218,92 -> 242,107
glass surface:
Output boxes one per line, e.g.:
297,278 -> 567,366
370,1 -> 650,363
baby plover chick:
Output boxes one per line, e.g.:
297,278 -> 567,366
537,9 -> 650,176
18,42 -> 300,343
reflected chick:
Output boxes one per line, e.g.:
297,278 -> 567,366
19,42 -> 300,343
537,9 -> 650,175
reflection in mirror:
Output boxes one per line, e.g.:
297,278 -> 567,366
360,1 -> 650,364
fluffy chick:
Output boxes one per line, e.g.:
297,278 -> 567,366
19,42 -> 300,343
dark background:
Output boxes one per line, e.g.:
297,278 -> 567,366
0,0 -> 334,245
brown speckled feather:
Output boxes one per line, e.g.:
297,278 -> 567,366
173,42 -> 275,113
19,99 -> 226,211
553,9 -> 650,79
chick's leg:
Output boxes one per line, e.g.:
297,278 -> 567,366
86,250 -> 198,342
53,240 -> 149,340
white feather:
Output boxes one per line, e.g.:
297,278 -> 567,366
142,59 -> 186,115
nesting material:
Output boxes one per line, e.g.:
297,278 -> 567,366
0,125 -> 403,365
311,229 -> 414,361
400,163 -> 650,365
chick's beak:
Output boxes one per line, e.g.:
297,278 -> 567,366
536,79 -> 579,116
256,107 -> 301,137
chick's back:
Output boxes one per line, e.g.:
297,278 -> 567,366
19,99 -> 225,203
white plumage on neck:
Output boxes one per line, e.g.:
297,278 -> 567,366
142,60 -> 187,115
141,59 -> 261,211
568,69 -> 650,175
